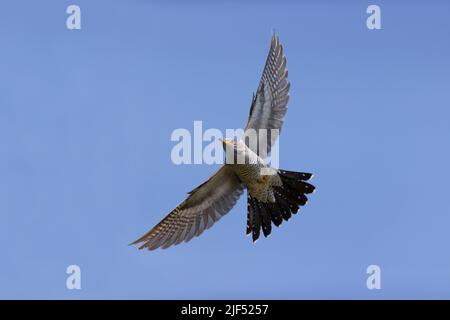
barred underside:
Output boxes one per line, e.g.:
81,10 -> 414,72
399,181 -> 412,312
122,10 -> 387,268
131,34 -> 312,251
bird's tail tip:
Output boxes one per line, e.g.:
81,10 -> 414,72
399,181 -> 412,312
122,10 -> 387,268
246,169 -> 315,242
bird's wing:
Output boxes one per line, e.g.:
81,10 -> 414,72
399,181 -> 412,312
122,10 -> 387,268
242,34 -> 290,157
131,166 -> 244,250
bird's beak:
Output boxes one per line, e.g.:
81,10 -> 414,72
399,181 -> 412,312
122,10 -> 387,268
219,138 -> 233,151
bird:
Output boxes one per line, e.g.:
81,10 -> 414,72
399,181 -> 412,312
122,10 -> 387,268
131,34 -> 315,250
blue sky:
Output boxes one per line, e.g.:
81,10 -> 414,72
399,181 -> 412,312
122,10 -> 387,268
1,0 -> 450,299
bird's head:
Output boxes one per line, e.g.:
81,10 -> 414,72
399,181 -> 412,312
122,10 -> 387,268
220,138 -> 247,151
219,138 -> 250,165
219,138 -> 237,149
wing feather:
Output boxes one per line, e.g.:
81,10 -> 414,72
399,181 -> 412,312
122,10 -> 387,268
243,34 -> 290,157
130,166 -> 244,250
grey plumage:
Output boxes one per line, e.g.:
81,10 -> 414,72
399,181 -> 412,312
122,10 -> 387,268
131,34 -> 314,250
244,35 -> 290,157
130,166 -> 243,250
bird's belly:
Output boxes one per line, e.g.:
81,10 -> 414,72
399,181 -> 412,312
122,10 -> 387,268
228,164 -> 262,186
227,164 -> 277,202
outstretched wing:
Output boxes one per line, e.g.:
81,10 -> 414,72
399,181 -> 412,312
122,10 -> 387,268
131,166 -> 244,250
243,34 -> 290,157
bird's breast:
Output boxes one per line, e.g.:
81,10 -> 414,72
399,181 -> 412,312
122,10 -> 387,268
227,163 -> 280,202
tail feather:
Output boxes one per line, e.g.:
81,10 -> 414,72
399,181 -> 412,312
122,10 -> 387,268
279,170 -> 313,182
247,197 -> 261,241
274,192 -> 292,221
247,169 -> 315,242
246,202 -> 252,235
259,203 -> 272,238
268,202 -> 283,227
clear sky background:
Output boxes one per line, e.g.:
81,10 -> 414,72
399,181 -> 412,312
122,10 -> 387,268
1,0 -> 449,299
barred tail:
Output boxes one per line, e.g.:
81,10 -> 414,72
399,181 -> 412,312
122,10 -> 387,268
247,170 -> 315,242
